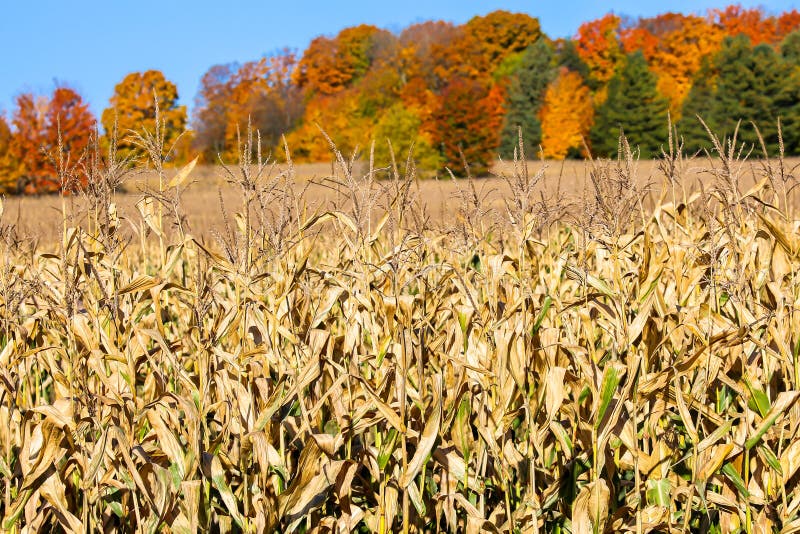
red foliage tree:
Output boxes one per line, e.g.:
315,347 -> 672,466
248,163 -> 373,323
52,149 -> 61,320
430,78 -> 505,175
8,87 -> 94,193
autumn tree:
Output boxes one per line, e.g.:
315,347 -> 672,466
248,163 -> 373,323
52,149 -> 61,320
285,90 -> 372,161
223,53 -> 304,158
192,63 -> 234,161
294,25 -> 396,96
777,11 -> 800,39
399,20 -> 460,90
101,70 -> 187,162
431,78 -> 505,175
710,5 -> 775,45
540,68 -> 594,159
575,14 -> 624,90
464,11 -> 542,77
193,51 -> 304,162
590,52 -> 668,157
7,87 -> 95,193
431,11 -> 542,84
372,103 -> 441,174
0,115 -> 14,192
9,94 -> 46,192
288,49 -> 404,162
498,38 -> 556,158
47,87 -> 95,158
0,116 -> 10,154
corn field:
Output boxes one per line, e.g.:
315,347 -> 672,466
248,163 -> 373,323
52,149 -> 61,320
2,127 -> 800,533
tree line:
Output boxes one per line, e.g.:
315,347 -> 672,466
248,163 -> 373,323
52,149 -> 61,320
1,5 -> 800,193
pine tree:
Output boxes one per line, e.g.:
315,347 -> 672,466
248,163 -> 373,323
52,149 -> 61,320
676,57 -> 718,153
589,51 -> 668,157
782,31 -> 800,65
555,39 -> 592,88
714,39 -> 782,151
498,38 -> 555,158
679,36 -> 800,155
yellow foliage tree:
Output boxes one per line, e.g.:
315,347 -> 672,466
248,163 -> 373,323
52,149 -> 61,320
101,70 -> 187,162
372,103 -> 441,175
540,68 -> 594,159
284,91 -> 373,161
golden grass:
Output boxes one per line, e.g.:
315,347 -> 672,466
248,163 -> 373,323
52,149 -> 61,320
1,133 -> 800,532
6,156 -> 793,245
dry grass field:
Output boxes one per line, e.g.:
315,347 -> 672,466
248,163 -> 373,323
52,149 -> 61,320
2,135 -> 800,532
4,155 -> 791,244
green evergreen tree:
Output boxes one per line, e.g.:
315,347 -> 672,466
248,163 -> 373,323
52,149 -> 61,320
556,39 -> 592,89
676,57 -> 718,154
781,31 -> 800,67
589,51 -> 668,158
679,36 -> 800,155
498,38 -> 555,158
779,32 -> 800,153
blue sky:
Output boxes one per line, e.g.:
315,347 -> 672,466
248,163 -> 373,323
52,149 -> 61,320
0,1 -> 797,119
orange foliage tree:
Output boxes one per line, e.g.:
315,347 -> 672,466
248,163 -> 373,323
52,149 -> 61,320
288,32 -> 405,161
0,115 -> 15,192
223,52 -> 304,159
193,52 -> 304,162
540,68 -> 594,159
399,21 -> 461,90
101,70 -> 186,162
709,6 -> 800,45
621,14 -> 724,115
8,87 -> 94,193
434,11 -> 542,82
294,25 -> 395,96
9,94 -> 46,191
285,91 -> 371,161
575,14 -> 624,89
710,5 -> 776,45
777,11 -> 800,38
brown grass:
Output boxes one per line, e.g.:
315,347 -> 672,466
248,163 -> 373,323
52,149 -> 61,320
5,157 -> 790,245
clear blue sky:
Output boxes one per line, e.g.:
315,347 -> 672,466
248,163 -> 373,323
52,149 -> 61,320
0,1 -> 797,120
